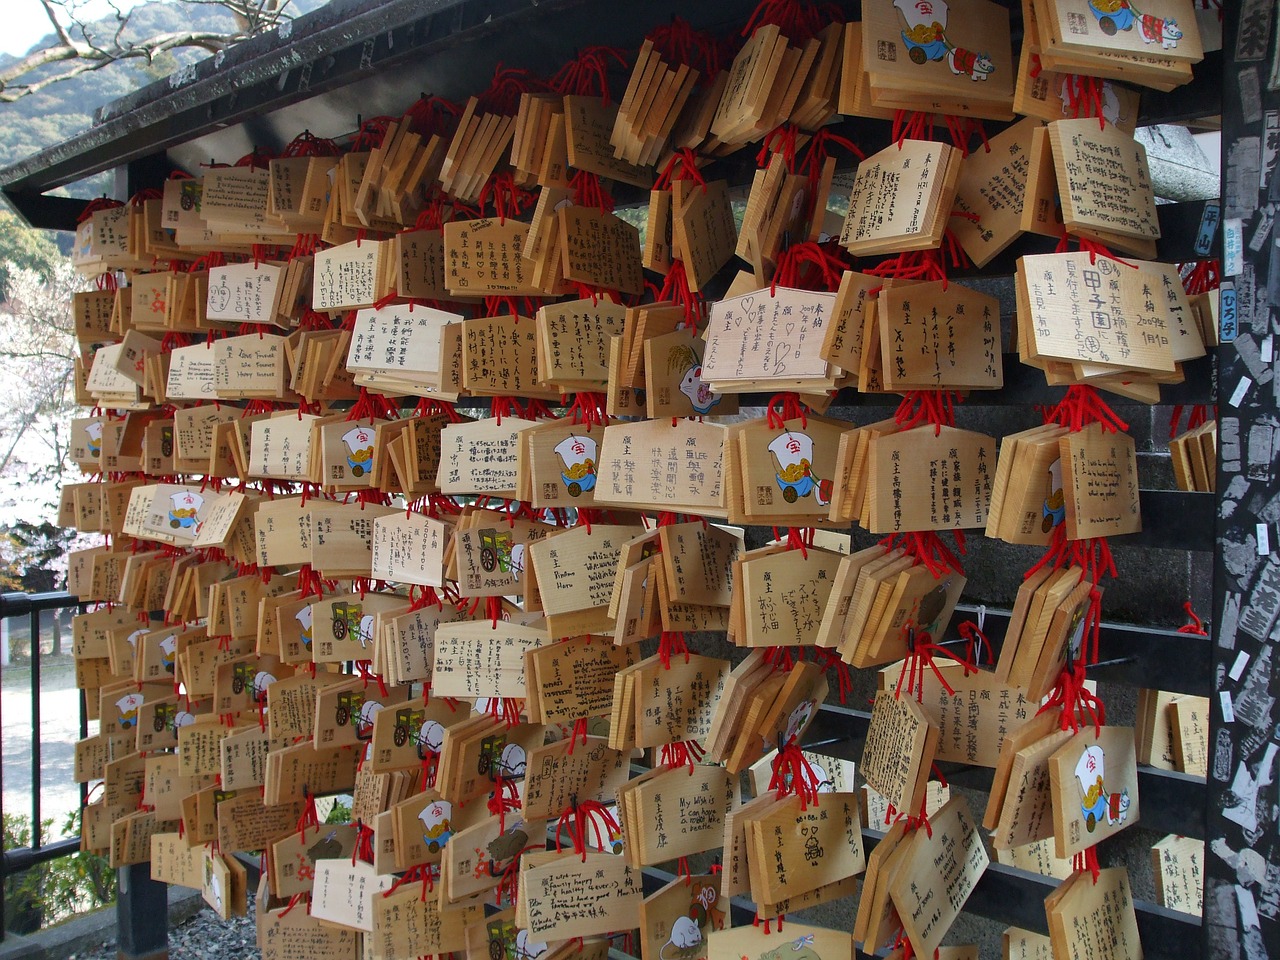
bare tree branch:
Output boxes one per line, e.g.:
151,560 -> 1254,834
0,0 -> 293,102
38,0 -> 74,47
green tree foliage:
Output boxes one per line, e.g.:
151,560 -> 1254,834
2,811 -> 115,934
0,209 -> 61,300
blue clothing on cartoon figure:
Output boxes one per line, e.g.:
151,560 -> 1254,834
562,470 -> 597,493
902,32 -> 950,61
1042,501 -> 1066,528
1081,793 -> 1110,825
1089,0 -> 1136,31
780,474 -> 818,499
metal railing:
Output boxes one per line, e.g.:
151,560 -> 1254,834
0,590 -> 87,941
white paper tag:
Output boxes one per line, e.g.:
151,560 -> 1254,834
1230,651 -> 1251,682
1257,523 -> 1271,555
1239,885 -> 1261,930
1263,336 -> 1275,364
1225,218 -> 1244,276
1230,377 -> 1253,407
1221,691 -> 1236,725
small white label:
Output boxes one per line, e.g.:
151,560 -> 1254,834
1225,218 -> 1245,276
1239,885 -> 1261,930
1221,690 -> 1236,724
1231,377 -> 1253,407
1258,523 -> 1271,555
1230,651 -> 1251,681
1263,336 -> 1275,363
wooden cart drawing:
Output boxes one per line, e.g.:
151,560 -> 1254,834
893,0 -> 995,78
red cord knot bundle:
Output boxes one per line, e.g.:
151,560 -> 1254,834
1178,601 -> 1208,636
648,17 -> 721,80
657,260 -> 705,331
658,630 -> 691,669
770,240 -> 848,294
742,0 -> 841,43
486,775 -> 522,832
769,740 -> 823,810
550,46 -> 629,105
554,798 -> 620,861
659,739 -> 706,773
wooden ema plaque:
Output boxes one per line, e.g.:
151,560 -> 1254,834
1048,725 -> 1140,858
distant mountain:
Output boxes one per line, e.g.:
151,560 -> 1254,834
0,0 -> 330,176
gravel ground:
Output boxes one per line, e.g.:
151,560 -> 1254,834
67,895 -> 259,960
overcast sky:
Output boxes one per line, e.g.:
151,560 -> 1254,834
3,1 -> 146,58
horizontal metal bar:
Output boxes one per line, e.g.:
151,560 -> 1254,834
646,826 -> 1199,957
1138,49 -> 1225,128
959,853 -> 1202,948
951,603 -> 1213,697
1,836 -> 81,875
452,352 -> 1216,411
0,591 -> 82,619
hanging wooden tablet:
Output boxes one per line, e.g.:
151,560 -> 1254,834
369,511 -> 448,586
708,24 -> 789,146
881,661 -> 1033,767
639,874 -> 724,960
430,620 -> 548,699
1048,725 -> 1139,858
654,521 -> 741,611
1045,866 -> 1142,960
838,140 -> 962,255
451,510 -> 555,599
555,204 -> 645,296
671,179 -> 738,290
372,879 -> 483,957
1014,0 -> 1141,129
518,851 -> 642,940
707,924 -> 853,960
525,523 -> 645,636
747,750 -> 857,798
642,329 -> 735,419
534,297 -> 627,391
562,95 -> 652,188
888,795 -> 989,960
1151,834 -> 1203,916
526,636 -> 638,725
860,0 -> 1015,120
511,92 -> 562,182
611,41 -> 701,166
863,780 -> 951,832
1046,119 -> 1159,255
996,566 -> 1083,686
1034,0 -> 1202,84
949,118 -> 1040,267
443,218 -> 541,296
732,416 -> 844,525
627,653 -> 730,750
738,546 -> 844,647
344,303 -> 457,394
743,792 -> 865,906
702,286 -> 837,392
623,764 -> 737,867
461,313 -> 560,399
860,693 -> 938,813
876,280 -> 1002,390
1058,422 -> 1141,538
592,418 -> 727,516
852,563 -> 967,668
437,417 -> 541,498
865,425 -> 995,533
